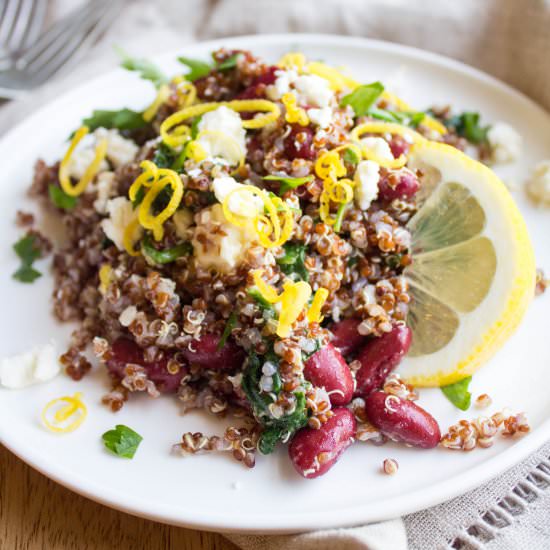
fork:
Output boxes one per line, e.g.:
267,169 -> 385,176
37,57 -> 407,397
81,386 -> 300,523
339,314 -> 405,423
0,0 -> 47,64
0,0 -> 124,99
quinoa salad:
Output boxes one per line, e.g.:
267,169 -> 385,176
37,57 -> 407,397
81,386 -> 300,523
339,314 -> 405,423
6,48 -> 538,478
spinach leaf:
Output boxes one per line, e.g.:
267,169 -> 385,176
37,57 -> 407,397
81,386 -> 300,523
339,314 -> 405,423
277,242 -> 309,282
445,112 -> 489,144
177,56 -> 212,81
117,48 -> 168,88
102,424 -> 143,458
12,234 -> 42,283
217,52 -> 241,71
82,109 -> 147,132
343,147 -> 360,165
441,376 -> 472,411
263,174 -> 314,195
141,233 -> 192,265
341,82 -> 385,117
48,184 -> 77,211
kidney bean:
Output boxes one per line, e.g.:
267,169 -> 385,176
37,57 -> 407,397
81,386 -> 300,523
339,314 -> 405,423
364,391 -> 441,448
283,125 -> 315,160
378,169 -> 419,201
304,344 -> 354,406
329,317 -> 366,356
106,338 -> 187,393
180,333 -> 245,370
355,325 -> 412,397
289,408 -> 357,478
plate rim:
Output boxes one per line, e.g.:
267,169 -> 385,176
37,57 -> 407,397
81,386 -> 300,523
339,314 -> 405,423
1,32 -> 549,533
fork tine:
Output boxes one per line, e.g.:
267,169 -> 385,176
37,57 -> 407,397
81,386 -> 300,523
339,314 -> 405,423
19,0 -> 47,51
16,0 -> 103,69
0,0 -> 22,45
6,0 -> 40,53
29,0 -> 123,85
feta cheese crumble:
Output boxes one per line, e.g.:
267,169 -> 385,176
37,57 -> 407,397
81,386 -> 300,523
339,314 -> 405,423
212,176 -> 263,218
360,137 -> 394,161
266,69 -> 298,100
308,106 -> 333,128
92,171 -> 116,214
95,128 -> 139,168
0,342 -> 60,389
101,197 -> 138,251
487,122 -> 522,164
197,106 -> 246,164
525,160 -> 550,207
354,160 -> 380,210
67,148 -> 108,181
293,74 -> 333,108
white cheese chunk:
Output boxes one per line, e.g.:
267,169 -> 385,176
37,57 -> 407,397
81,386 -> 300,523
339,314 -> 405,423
526,160 -> 550,207
197,106 -> 246,165
354,160 -> 380,210
92,171 -> 116,214
101,197 -> 137,251
266,69 -> 298,100
192,204 -> 257,272
212,176 -> 263,218
95,128 -> 139,168
293,74 -> 333,108
308,107 -> 333,128
0,342 -> 60,389
67,148 -> 109,180
360,137 -> 394,161
487,122 -> 522,164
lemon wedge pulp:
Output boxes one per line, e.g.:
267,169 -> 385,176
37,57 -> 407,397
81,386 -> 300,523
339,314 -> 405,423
398,140 -> 536,387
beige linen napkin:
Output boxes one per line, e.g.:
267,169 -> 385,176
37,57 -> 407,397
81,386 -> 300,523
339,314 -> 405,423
1,1 -> 549,549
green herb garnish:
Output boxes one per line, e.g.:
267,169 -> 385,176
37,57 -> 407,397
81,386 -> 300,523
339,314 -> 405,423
263,174 -> 314,195
441,376 -> 472,411
190,115 -> 203,139
445,112 -> 489,144
333,203 -> 347,233
341,82 -> 385,117
48,184 -> 77,211
218,312 -> 237,350
177,56 -> 212,81
277,242 -> 309,282
102,424 -> 143,458
343,147 -> 360,165
248,288 -> 276,313
369,107 -> 425,128
82,108 -> 147,132
12,234 -> 42,283
117,47 -> 168,88
141,233 -> 192,264
153,142 -> 177,168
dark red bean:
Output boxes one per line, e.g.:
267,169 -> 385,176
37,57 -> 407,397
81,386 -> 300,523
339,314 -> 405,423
378,169 -> 419,201
106,338 -> 186,393
283,125 -> 315,160
289,408 -> 357,479
355,325 -> 412,397
180,333 -> 245,370
388,136 -> 411,159
304,344 -> 354,406
364,391 -> 441,448
237,66 -> 278,99
329,317 -> 366,356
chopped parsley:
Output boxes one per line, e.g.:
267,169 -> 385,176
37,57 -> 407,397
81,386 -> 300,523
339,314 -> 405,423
12,234 -> 42,283
117,48 -> 168,88
82,108 -> 147,132
102,424 -> 143,458
277,242 -> 309,282
441,376 -> 472,411
218,312 -> 237,350
48,184 -> 77,211
263,174 -> 314,195
341,81 -> 385,117
444,112 -> 489,144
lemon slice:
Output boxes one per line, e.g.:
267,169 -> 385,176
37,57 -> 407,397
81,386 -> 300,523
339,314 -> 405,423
398,140 -> 536,387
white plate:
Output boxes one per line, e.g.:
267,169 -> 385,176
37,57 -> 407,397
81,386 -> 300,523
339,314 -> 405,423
0,34 -> 549,534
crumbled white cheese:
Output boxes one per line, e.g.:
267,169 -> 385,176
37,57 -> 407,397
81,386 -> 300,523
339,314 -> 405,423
197,106 -> 246,164
487,122 -> 522,164
0,342 -> 59,389
266,69 -> 298,100
119,305 -> 138,327
293,74 -> 333,108
354,160 -> 380,210
192,204 -> 257,272
100,197 -> 137,251
95,128 -> 139,168
308,106 -> 333,128
212,176 -> 263,217
172,208 -> 194,239
525,160 -> 550,207
66,148 -> 109,180
92,171 -> 116,214
360,137 -> 394,161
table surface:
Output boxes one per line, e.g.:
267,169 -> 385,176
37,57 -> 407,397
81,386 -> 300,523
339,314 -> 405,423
0,445 -> 238,550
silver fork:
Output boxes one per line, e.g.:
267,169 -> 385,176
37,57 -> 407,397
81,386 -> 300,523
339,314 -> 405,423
0,0 -> 47,61
0,0 -> 124,99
